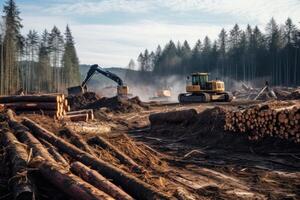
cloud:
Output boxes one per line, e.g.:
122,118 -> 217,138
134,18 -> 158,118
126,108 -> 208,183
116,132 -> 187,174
45,0 -> 151,15
160,0 -> 300,24
41,0 -> 300,25
18,0 -> 300,67
68,21 -> 233,67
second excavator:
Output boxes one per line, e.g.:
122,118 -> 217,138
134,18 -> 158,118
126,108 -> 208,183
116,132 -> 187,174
178,72 -> 233,103
67,64 -> 129,96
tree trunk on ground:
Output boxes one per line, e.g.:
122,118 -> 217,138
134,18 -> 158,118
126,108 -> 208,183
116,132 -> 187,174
149,109 -> 197,124
60,127 -> 95,156
6,110 -> 58,164
71,162 -> 134,200
66,109 -> 94,120
1,129 -> 34,200
4,102 -> 59,111
30,158 -> 114,200
39,138 -> 69,167
63,113 -> 88,122
22,117 -> 171,200
88,136 -> 143,172
0,95 -> 61,103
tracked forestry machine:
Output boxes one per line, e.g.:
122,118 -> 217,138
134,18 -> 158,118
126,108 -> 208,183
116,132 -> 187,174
68,64 -> 129,97
178,72 -> 233,103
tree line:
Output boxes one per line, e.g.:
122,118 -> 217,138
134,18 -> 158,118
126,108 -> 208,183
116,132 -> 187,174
0,0 -> 80,95
134,18 -> 300,87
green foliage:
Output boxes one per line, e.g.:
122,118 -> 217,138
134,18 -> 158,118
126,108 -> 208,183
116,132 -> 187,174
0,0 -> 80,94
136,18 -> 300,87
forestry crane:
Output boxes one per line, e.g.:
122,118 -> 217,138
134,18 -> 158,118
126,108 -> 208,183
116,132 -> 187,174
67,64 -> 129,96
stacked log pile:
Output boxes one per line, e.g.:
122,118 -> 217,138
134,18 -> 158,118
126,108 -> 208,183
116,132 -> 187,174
0,94 -> 95,121
0,94 -> 69,119
224,103 -> 300,143
0,110 -> 171,200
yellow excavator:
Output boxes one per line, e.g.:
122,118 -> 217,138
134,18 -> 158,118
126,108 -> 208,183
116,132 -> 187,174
68,64 -> 129,96
178,73 -> 233,103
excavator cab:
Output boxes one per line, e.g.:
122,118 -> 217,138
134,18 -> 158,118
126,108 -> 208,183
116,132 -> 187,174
117,85 -> 129,96
68,85 -> 87,96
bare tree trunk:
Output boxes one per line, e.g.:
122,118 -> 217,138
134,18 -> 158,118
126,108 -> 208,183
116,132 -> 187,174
1,129 -> 35,200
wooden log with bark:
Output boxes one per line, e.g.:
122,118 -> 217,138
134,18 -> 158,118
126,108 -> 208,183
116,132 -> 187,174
66,109 -> 94,120
1,129 -> 34,200
39,138 -> 69,167
30,158 -> 114,200
4,102 -> 59,111
60,127 -> 95,156
22,117 -> 171,200
0,95 -> 62,103
149,109 -> 197,125
224,104 -> 300,143
1,94 -> 69,119
6,110 -> 58,164
63,113 -> 89,122
88,136 -> 143,172
71,162 -> 134,200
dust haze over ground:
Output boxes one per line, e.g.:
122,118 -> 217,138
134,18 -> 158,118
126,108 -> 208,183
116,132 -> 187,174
128,75 -> 186,102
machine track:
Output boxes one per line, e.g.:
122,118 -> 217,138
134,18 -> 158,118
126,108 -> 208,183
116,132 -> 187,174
178,92 -> 233,103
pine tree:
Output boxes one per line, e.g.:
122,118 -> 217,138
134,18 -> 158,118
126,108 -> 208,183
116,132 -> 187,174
25,30 -> 39,92
2,0 -> 23,94
202,36 -> 211,72
191,39 -> 202,72
217,29 -> 227,75
49,26 -> 64,92
37,29 -> 51,92
62,25 -> 80,89
266,18 -> 281,84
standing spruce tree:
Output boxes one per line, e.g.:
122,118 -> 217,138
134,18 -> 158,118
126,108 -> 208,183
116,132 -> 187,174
37,29 -> 52,92
49,26 -> 64,92
25,30 -> 39,92
2,0 -> 22,94
62,25 -> 80,88
217,29 -> 227,76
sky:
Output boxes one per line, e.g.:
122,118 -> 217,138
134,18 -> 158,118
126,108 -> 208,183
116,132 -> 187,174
1,0 -> 300,68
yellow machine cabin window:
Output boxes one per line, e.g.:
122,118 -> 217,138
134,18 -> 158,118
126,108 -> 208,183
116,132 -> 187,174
192,75 -> 208,89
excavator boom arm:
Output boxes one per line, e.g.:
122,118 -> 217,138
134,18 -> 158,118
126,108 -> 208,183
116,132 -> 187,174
81,64 -> 124,88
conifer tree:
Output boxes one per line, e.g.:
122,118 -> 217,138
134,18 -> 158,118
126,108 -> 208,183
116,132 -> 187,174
62,25 -> 80,88
2,0 -> 22,94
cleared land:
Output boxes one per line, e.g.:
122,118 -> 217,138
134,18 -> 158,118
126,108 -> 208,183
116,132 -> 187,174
0,94 -> 299,200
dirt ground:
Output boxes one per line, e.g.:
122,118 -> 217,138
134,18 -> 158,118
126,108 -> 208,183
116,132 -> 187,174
1,97 -> 299,199
115,100 -> 300,200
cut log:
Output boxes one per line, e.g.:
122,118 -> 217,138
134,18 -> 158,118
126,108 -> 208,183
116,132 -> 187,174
15,110 -> 60,117
0,95 -> 60,103
149,109 -> 197,125
63,113 -> 89,122
30,158 -> 114,200
60,127 -> 95,156
66,109 -> 94,120
6,110 -> 57,163
1,129 -> 34,200
4,102 -> 60,111
65,123 -> 111,135
39,138 -> 69,167
22,117 -> 170,200
88,136 -> 143,172
71,162 -> 133,200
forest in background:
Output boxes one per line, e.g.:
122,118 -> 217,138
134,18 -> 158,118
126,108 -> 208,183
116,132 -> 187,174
0,0 -> 80,95
132,18 -> 300,87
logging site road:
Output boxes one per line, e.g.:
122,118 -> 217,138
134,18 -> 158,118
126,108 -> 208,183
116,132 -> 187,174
0,94 -> 300,200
